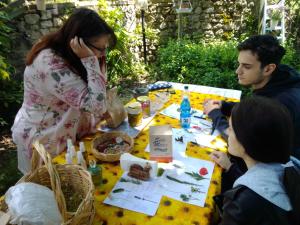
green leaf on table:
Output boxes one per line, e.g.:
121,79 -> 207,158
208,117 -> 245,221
166,175 -> 202,187
180,194 -> 190,202
191,186 -> 204,193
157,168 -> 165,177
120,177 -> 141,185
185,172 -> 207,181
112,188 -> 125,193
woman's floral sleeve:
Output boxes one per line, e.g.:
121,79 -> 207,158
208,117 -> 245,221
45,54 -> 106,115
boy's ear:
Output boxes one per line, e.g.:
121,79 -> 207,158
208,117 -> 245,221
264,63 -> 277,76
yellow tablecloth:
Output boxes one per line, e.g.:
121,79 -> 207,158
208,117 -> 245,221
53,89 -> 238,225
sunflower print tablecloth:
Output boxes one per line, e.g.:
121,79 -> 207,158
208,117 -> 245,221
53,89 -> 238,225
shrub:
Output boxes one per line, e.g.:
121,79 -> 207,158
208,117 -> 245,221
154,39 -> 300,98
0,9 -> 23,129
154,39 -> 243,90
97,0 -> 148,88
282,40 -> 300,71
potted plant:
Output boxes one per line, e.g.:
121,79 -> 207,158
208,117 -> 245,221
269,9 -> 281,30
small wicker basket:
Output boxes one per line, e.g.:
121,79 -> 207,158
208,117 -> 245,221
0,141 -> 95,225
92,132 -> 134,162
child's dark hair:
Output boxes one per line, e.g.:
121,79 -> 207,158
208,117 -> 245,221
231,96 -> 293,163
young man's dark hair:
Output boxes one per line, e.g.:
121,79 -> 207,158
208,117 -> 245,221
231,96 -> 293,163
237,35 -> 286,68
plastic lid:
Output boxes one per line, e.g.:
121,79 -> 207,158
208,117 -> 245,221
126,102 -> 142,114
135,87 -> 149,95
137,96 -> 149,102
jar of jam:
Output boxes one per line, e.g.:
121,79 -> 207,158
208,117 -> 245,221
137,96 -> 151,118
126,102 -> 143,127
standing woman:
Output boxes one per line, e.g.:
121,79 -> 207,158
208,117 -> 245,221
220,96 -> 298,225
12,8 -> 117,174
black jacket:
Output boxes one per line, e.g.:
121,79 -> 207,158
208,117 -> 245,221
209,64 -> 300,158
219,186 -> 293,225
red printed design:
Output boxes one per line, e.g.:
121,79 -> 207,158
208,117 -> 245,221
199,167 -> 208,176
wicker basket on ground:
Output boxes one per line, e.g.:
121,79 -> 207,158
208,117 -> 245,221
0,141 -> 95,225
92,131 -> 133,162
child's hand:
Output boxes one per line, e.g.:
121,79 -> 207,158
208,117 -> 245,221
70,36 -> 95,58
210,150 -> 232,171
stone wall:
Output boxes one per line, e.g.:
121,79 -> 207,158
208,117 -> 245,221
10,0 -> 258,77
10,1 -> 79,78
116,0 -> 259,41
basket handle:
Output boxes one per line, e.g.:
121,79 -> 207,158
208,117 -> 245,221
32,141 -> 68,222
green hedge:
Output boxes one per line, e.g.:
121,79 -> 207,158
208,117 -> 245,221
154,40 -> 242,90
154,39 -> 300,97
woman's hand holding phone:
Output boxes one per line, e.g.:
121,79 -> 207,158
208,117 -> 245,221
70,36 -> 95,58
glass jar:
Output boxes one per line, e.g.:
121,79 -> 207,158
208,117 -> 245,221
126,102 -> 143,127
137,96 -> 151,118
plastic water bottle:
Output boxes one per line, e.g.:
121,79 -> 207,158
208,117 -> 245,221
180,85 -> 191,129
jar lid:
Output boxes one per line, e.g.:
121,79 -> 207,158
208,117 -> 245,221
137,96 -> 149,102
135,88 -> 149,95
127,102 -> 142,114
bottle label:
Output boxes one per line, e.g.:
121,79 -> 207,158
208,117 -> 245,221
181,117 -> 191,126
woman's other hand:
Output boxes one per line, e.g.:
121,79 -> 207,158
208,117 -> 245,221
70,36 -> 95,58
203,99 -> 222,115
210,150 -> 232,171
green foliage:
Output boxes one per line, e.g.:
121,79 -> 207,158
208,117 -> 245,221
0,7 -> 23,129
133,24 -> 159,49
286,0 -> 300,51
97,0 -> 147,87
0,11 -> 14,80
0,71 -> 23,128
269,9 -> 282,21
154,39 -> 300,98
154,40 -> 244,92
282,40 -> 300,71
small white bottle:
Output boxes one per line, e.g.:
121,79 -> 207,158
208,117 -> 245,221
67,139 -> 73,151
70,145 -> 77,164
79,142 -> 88,165
77,151 -> 87,169
65,153 -> 72,164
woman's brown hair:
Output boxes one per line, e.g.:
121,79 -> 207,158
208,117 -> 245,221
26,8 -> 116,82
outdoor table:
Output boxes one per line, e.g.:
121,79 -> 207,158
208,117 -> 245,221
53,83 -> 241,225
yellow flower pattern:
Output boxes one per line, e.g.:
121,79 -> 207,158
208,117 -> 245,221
53,89 -> 238,225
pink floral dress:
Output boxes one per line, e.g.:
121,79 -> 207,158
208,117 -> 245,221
11,49 -> 107,173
